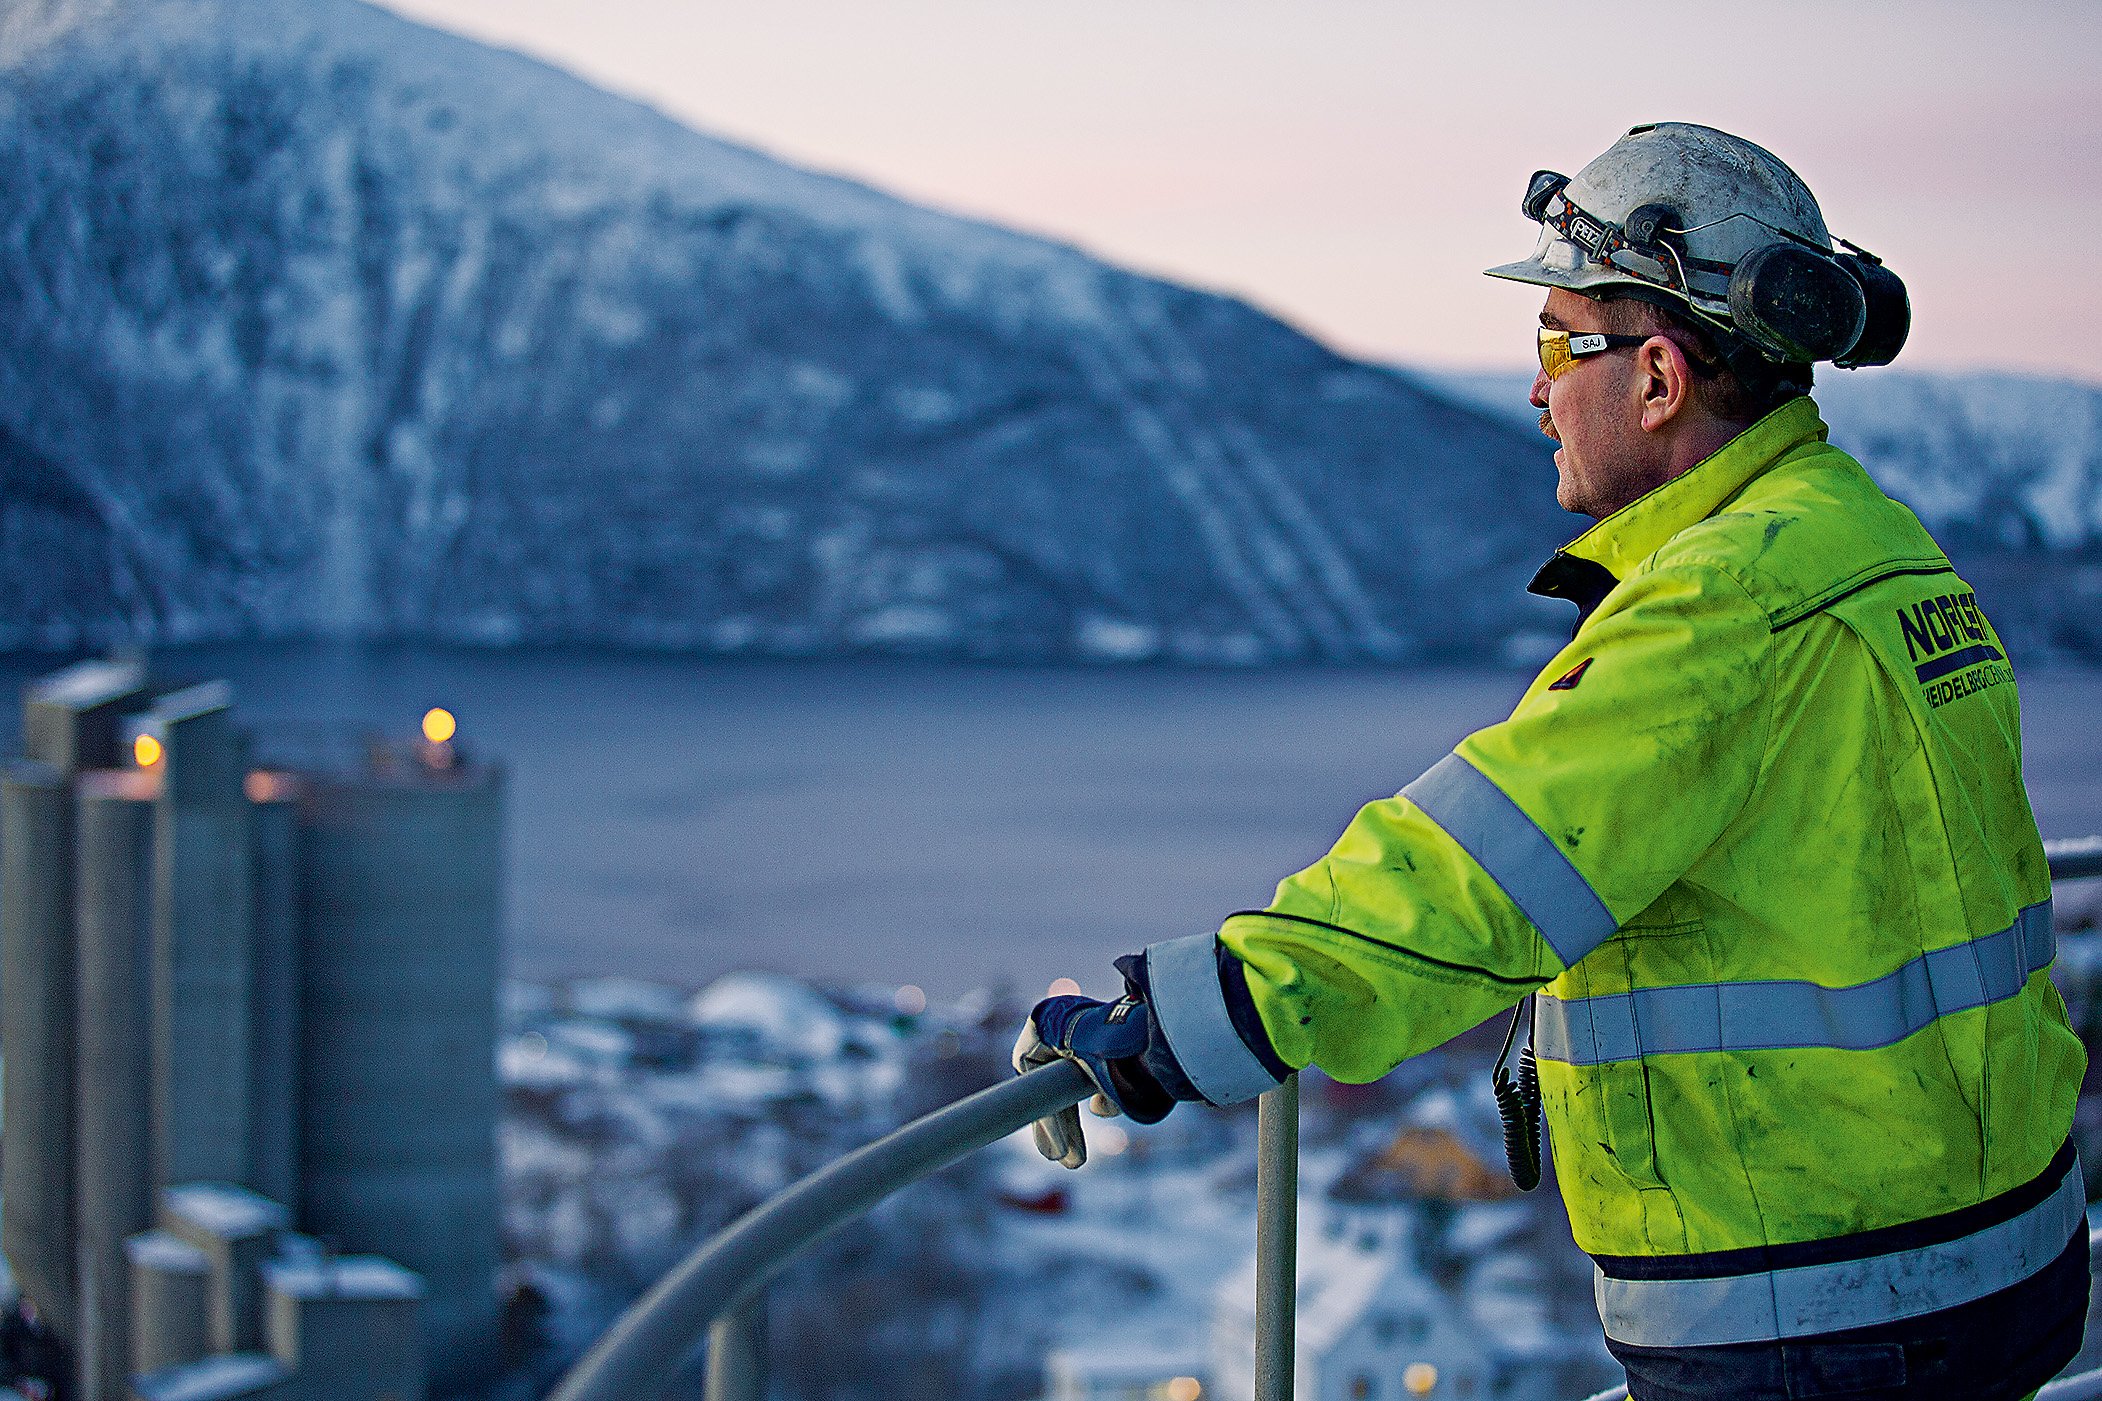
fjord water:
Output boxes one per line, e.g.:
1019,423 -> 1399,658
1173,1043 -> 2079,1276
6,645 -> 2095,999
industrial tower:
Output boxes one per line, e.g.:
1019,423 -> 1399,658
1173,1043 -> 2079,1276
0,661 -> 504,1401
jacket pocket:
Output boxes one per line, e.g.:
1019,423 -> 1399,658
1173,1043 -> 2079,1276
1601,923 -> 1695,1250
1542,932 -> 1691,1253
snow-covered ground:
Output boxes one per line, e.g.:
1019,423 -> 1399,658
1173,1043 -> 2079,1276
494,917 -> 2102,1400
494,969 -> 1614,1400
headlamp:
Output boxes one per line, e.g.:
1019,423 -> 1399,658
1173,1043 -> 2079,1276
1522,170 -> 1569,224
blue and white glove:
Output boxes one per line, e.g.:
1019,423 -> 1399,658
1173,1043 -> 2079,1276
1010,993 -> 1176,1169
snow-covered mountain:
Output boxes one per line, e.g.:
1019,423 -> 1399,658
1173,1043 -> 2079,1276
0,0 -> 1572,663
1431,367 -> 2102,550
1431,366 -> 2102,656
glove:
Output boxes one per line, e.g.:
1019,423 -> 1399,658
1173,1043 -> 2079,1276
1011,994 -> 1174,1169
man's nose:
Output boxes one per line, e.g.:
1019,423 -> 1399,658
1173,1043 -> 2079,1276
1529,368 -> 1552,410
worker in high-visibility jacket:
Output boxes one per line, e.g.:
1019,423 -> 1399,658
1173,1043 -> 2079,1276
1015,123 -> 2088,1401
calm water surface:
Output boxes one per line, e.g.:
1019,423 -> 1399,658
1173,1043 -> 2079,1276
4,647 -> 2096,999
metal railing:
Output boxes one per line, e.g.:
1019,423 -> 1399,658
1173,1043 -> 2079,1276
2049,836 -> 2102,881
551,1060 -> 1303,1401
2045,1340 -> 2102,1401
549,837 -> 2102,1401
1253,1076 -> 1300,1401
547,1057 -> 1095,1401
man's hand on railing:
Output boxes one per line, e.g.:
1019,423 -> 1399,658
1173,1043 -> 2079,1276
1012,993 -> 1176,1168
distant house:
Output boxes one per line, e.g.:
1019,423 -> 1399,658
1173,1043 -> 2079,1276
1213,1224 -> 1524,1401
1331,1125 -> 1521,1211
689,971 -> 850,1066
1209,1086 -> 1616,1401
1042,1340 -> 1206,1401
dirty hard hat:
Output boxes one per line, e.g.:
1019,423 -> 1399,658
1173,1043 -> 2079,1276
1487,122 -> 1908,369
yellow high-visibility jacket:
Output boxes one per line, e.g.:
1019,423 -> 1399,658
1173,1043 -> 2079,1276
1142,397 -> 2085,1364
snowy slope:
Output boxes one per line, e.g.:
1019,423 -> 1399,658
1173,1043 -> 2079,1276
0,0 -> 1568,662
1810,370 -> 2102,551
1428,365 -> 2102,657
1426,366 -> 2102,550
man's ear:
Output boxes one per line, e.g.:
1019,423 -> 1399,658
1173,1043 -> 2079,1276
1637,335 -> 1691,433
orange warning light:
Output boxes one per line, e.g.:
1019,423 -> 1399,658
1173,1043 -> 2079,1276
421,708 -> 457,744
133,733 -> 163,768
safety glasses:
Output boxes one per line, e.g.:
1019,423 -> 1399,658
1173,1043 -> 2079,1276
1537,326 -> 1648,380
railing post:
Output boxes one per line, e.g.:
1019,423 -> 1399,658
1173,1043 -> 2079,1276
1255,1074 -> 1300,1401
703,1291 -> 765,1401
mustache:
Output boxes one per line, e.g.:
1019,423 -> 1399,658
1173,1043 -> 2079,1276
1540,411 -> 1560,443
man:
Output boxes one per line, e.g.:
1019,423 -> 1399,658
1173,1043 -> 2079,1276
1014,123 -> 2088,1400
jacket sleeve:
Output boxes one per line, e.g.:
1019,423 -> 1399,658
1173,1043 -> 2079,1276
1145,561 -> 1775,1092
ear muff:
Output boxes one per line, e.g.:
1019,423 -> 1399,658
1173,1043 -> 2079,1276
1727,243 -> 1868,364
1834,253 -> 1910,368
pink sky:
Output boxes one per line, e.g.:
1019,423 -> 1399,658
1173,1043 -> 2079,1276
375,0 -> 2102,382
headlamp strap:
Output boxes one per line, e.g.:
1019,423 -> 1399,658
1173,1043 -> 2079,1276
1535,188 -> 1734,302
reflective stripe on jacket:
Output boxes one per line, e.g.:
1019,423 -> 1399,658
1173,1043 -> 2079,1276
1144,396 -> 2086,1350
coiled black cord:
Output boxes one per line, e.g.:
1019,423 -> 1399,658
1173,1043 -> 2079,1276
1491,995 -> 1542,1191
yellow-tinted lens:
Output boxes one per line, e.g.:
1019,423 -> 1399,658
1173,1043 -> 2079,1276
1537,327 -> 1575,380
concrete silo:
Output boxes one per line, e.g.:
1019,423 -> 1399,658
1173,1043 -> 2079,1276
1,665 -> 504,1400
2,661 -> 148,1343
22,661 -> 147,776
246,777 -> 302,1209
73,769 -> 158,1401
149,683 -> 254,1190
2,761 -> 78,1339
295,754 -> 504,1392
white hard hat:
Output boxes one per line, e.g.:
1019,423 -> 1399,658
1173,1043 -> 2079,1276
1487,122 -> 1907,369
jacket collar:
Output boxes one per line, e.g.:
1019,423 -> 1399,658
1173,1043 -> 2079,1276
1530,396 -> 1829,603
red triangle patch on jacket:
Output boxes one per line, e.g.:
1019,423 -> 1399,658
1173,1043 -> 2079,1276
1548,657 -> 1593,691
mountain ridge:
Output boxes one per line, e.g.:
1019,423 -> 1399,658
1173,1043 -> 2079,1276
0,0 -> 1583,662
1426,364 -> 2102,658
6,0 -> 2095,662
1426,364 -> 2102,552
